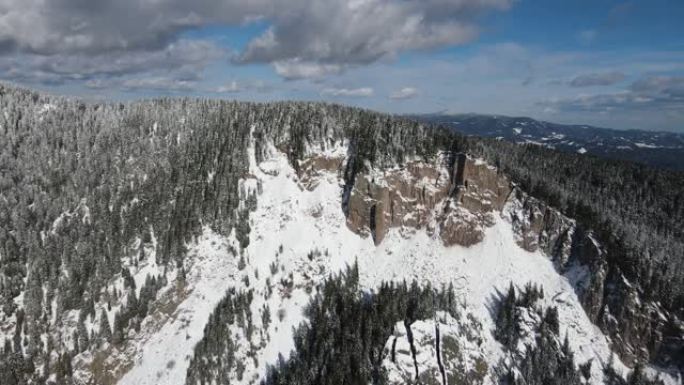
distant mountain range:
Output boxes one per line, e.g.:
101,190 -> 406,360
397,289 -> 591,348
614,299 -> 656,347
413,114 -> 684,171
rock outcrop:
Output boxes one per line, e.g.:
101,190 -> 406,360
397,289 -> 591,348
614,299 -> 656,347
382,312 -> 488,385
296,152 -> 345,191
340,153 -> 511,246
297,149 -> 682,370
500,186 -> 681,367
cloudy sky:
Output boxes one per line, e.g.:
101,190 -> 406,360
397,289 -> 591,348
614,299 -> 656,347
0,0 -> 682,132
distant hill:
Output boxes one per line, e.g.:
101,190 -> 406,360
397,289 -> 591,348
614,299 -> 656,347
413,113 -> 684,171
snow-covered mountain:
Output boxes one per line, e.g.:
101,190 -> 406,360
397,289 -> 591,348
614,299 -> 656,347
110,136 -> 679,385
413,114 -> 684,172
0,85 -> 681,385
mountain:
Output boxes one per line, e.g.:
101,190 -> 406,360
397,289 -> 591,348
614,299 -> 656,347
412,114 -> 684,172
0,84 -> 681,385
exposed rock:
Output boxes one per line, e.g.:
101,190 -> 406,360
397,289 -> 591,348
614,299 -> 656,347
503,187 -> 575,267
297,149 -> 681,371
341,153 -> 510,246
345,156 -> 452,244
296,153 -> 345,190
455,158 -> 511,214
438,205 -> 485,247
382,312 -> 488,385
501,186 -> 680,367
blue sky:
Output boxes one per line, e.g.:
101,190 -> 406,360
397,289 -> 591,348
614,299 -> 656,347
1,0 -> 682,131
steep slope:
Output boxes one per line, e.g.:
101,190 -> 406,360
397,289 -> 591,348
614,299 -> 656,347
0,84 -> 681,384
176,135 -> 676,384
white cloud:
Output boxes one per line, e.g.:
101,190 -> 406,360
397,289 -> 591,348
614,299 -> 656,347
0,0 -> 512,81
0,39 -> 225,86
390,87 -> 419,100
273,59 -> 343,80
214,81 -> 242,93
321,87 -> 374,97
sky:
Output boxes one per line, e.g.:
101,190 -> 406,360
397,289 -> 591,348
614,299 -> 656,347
0,0 -> 682,132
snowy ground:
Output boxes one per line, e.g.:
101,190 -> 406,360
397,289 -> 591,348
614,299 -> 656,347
118,231 -> 238,385
116,137 -> 677,385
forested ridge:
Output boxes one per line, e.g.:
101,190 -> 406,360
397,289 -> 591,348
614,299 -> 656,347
0,83 -> 682,383
0,84 -> 446,384
464,137 -> 684,310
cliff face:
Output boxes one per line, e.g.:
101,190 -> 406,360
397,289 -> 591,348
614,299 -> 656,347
502,186 -> 680,366
298,150 -> 680,370
381,312 -> 488,385
342,153 -> 511,247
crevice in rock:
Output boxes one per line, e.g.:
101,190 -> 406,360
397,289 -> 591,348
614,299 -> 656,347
370,204 -> 378,244
341,143 -> 359,216
452,153 -> 467,191
404,319 -> 420,381
391,336 -> 398,363
435,322 -> 447,385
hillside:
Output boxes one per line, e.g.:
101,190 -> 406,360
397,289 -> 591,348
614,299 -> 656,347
0,84 -> 681,385
414,114 -> 684,172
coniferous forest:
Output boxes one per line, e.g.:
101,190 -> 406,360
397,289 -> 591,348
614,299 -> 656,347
0,83 -> 682,384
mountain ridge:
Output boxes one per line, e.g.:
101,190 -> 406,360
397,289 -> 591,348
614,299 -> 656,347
0,84 -> 681,385
412,113 -> 684,172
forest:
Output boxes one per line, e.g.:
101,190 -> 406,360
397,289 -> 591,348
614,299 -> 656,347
0,83 -> 681,383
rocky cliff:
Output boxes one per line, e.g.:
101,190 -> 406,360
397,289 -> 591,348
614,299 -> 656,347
503,186 -> 680,367
340,153 -> 511,247
298,150 -> 681,371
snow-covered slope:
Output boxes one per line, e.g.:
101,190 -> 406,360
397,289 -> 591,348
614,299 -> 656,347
112,135 -> 678,385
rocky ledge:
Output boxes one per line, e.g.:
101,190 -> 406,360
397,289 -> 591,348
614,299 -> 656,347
297,149 -> 681,370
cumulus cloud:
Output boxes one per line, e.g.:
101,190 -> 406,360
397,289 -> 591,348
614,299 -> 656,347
569,71 -> 625,87
321,87 -> 374,97
390,87 -> 419,99
0,0 -> 252,55
0,0 -> 512,82
238,0 -> 504,66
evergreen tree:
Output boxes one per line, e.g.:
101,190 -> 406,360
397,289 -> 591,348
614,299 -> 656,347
99,309 -> 112,344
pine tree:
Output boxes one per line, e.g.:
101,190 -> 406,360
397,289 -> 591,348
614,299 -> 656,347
99,309 -> 112,344
112,312 -> 124,345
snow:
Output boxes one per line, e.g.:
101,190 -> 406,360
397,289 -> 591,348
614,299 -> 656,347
39,103 -> 55,115
634,142 -> 660,149
577,147 -> 588,154
118,230 -> 238,385
382,311 -> 487,385
114,137 -> 675,385
513,127 -> 523,135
